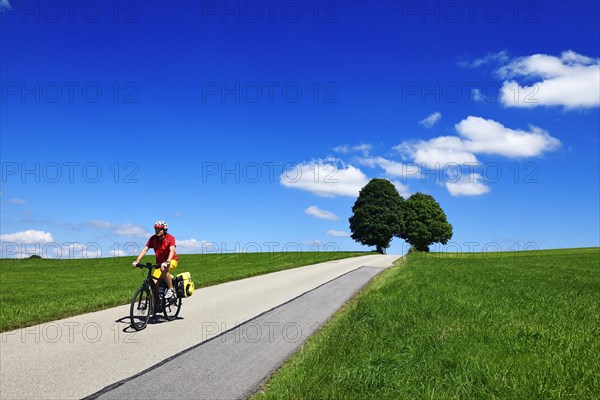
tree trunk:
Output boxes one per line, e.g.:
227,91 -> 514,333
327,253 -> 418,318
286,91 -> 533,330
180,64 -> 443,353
376,245 -> 384,254
416,243 -> 430,252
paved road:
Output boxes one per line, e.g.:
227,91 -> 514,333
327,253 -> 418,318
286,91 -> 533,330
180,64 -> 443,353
90,266 -> 390,400
0,254 -> 399,400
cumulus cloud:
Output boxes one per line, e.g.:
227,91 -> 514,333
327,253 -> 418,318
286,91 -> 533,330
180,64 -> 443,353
419,112 -> 442,128
280,158 -> 369,197
497,50 -> 600,109
177,238 -> 213,254
456,116 -> 561,158
358,156 -> 420,179
392,116 -> 560,196
111,249 -> 129,257
390,180 -> 412,198
0,230 -> 54,243
394,136 -> 479,169
0,230 -> 116,258
305,206 -> 339,220
396,116 -> 560,170
446,173 -> 491,197
1,230 -> 54,258
397,136 -> 480,169
113,223 -> 150,238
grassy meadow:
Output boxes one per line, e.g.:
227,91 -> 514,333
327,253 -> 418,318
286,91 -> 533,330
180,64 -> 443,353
254,248 -> 600,399
0,251 -> 369,332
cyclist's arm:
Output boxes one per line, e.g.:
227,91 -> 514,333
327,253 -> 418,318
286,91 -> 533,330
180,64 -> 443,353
134,246 -> 150,264
166,246 -> 175,263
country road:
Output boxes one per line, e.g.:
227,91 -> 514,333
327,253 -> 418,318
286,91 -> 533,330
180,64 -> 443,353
0,254 -> 399,400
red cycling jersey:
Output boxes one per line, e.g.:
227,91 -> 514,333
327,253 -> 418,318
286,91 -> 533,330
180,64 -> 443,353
146,233 -> 178,264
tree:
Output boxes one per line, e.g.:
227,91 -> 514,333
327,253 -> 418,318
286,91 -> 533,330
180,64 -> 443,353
349,178 -> 404,254
400,192 -> 452,252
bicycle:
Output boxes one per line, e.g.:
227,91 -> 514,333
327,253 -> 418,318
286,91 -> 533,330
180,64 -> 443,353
130,263 -> 182,331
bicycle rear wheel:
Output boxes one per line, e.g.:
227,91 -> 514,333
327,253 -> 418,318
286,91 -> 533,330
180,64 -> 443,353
130,287 -> 152,330
163,295 -> 182,321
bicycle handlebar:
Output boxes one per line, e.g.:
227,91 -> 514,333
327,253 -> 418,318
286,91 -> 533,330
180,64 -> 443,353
134,262 -> 157,269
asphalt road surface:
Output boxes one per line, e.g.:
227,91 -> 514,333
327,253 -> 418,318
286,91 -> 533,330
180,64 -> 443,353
0,254 -> 399,400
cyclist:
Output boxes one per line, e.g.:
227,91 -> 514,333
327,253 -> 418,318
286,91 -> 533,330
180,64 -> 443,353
132,220 -> 179,300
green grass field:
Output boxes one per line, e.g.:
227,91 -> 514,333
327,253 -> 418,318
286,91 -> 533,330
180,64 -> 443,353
254,248 -> 600,399
0,251 -> 368,332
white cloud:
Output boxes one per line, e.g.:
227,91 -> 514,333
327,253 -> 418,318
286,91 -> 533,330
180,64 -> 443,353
333,144 -> 372,156
357,156 -> 421,180
113,223 -> 151,238
0,230 -> 126,258
87,220 -> 114,229
354,144 -> 372,156
326,230 -> 349,237
446,173 -> 491,197
305,206 -> 339,220
9,198 -> 25,205
85,220 -> 151,238
472,88 -> 483,102
412,139 -> 480,168
396,136 -> 479,169
333,145 -> 350,153
393,116 -> 560,196
419,112 -> 441,128
177,238 -> 212,254
497,50 -> 600,109
396,116 -> 560,169
280,158 -> 369,197
111,249 -> 128,257
0,230 -> 54,244
390,180 -> 411,198
458,51 -> 510,68
41,243 -> 103,259
456,116 -> 561,158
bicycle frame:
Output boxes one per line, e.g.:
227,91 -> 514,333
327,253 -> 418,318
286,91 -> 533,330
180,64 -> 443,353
130,263 -> 182,331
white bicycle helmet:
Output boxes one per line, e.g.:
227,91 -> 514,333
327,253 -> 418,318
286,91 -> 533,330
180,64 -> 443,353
153,220 -> 168,231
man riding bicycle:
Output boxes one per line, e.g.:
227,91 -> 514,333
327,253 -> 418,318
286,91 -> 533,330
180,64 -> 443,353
132,220 -> 178,300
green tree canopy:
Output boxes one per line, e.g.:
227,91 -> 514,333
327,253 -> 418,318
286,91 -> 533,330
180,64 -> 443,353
349,178 -> 404,254
400,192 -> 452,252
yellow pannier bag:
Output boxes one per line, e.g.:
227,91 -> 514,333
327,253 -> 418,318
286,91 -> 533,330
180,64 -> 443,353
176,272 -> 195,298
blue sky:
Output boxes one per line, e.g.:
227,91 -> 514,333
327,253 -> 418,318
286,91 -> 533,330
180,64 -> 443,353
1,1 -> 599,258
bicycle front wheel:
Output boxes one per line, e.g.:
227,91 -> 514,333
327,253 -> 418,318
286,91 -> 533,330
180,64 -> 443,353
130,287 -> 152,331
163,295 -> 182,321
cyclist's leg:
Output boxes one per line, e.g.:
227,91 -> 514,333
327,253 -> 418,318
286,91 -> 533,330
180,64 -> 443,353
151,267 -> 162,300
164,270 -> 173,289
165,260 -> 177,290
147,278 -> 158,314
